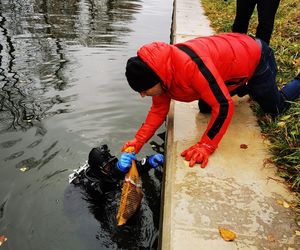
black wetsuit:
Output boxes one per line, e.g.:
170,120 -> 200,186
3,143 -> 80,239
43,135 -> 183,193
73,157 -> 154,197
64,157 -> 163,249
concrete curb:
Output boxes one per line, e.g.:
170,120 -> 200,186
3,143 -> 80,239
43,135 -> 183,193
160,0 -> 300,249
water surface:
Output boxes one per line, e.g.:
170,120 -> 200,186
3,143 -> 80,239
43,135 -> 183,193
0,0 -> 172,249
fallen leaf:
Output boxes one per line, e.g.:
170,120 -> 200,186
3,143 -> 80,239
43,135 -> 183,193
280,115 -> 291,121
267,234 -> 275,242
219,227 -> 236,241
293,57 -> 300,66
277,121 -> 286,127
20,167 -> 29,172
277,199 -> 291,208
0,235 -> 7,246
240,144 -> 248,149
283,201 -> 290,208
263,159 -> 273,167
295,230 -> 300,236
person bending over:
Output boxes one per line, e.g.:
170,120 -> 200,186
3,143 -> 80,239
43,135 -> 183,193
122,33 -> 300,168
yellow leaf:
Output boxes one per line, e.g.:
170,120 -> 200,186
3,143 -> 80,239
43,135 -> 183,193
219,227 -> 236,241
283,201 -> 290,208
276,199 -> 283,205
0,235 -> 7,246
267,234 -> 275,242
280,115 -> 291,121
277,121 -> 286,127
295,230 -> 300,236
20,166 -> 29,172
293,57 -> 300,66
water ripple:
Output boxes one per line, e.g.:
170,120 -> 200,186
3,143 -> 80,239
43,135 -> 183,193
0,0 -> 172,249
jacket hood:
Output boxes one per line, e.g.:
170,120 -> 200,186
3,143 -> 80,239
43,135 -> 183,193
137,42 -> 173,88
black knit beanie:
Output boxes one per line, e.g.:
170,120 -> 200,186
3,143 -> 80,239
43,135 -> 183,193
125,56 -> 161,92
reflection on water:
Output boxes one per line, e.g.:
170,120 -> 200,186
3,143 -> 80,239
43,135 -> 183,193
0,0 -> 172,249
0,0 -> 142,132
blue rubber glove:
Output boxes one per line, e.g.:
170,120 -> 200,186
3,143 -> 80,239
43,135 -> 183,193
148,154 -> 164,169
117,153 -> 137,173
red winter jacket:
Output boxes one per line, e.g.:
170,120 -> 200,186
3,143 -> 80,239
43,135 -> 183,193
134,33 -> 261,151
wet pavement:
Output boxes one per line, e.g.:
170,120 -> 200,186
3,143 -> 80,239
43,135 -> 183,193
161,0 -> 300,249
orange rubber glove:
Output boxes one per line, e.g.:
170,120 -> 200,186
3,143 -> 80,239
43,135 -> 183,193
121,137 -> 144,154
181,142 -> 215,168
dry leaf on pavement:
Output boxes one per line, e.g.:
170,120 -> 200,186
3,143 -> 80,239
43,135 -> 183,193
240,144 -> 248,149
219,227 -> 236,241
276,199 -> 291,208
283,201 -> 290,208
0,236 -> 7,247
267,234 -> 275,242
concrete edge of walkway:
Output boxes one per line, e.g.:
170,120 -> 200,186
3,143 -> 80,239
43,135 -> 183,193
159,0 -> 299,249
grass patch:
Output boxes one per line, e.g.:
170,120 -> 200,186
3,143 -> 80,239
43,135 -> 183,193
201,0 -> 300,195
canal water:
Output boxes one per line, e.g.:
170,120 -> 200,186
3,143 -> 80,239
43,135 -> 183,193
0,0 -> 172,249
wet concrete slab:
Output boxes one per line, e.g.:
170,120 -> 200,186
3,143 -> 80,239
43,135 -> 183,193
160,0 -> 300,249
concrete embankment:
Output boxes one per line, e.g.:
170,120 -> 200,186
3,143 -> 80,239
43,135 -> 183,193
160,0 -> 300,249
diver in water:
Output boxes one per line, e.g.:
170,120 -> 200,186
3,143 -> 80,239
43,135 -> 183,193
65,143 -> 164,249
69,144 -> 164,196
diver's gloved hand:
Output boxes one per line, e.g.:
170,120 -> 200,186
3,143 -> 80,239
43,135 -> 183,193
121,137 -> 144,154
148,154 -> 164,169
117,153 -> 137,173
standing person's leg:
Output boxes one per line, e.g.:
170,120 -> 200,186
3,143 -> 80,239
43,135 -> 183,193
232,0 -> 257,33
256,0 -> 281,44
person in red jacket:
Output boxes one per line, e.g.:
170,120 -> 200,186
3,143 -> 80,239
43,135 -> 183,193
122,33 -> 300,168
